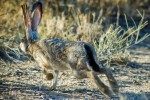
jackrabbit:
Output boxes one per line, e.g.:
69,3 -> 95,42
20,2 -> 119,97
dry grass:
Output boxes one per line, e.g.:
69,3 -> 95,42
0,0 -> 149,64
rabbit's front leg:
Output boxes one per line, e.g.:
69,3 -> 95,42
43,69 -> 58,90
50,70 -> 59,90
43,69 -> 54,80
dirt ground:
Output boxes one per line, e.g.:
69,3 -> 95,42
0,38 -> 150,100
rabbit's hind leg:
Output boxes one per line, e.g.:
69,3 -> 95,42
70,60 -> 88,79
72,70 -> 88,79
87,71 -> 113,97
100,67 -> 119,95
87,62 -> 119,95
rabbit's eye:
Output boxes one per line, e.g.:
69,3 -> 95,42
21,37 -> 27,42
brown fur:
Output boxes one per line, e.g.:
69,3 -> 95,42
20,2 -> 119,97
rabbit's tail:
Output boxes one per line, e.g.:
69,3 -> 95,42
84,44 -> 103,73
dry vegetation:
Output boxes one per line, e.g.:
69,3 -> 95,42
0,0 -> 150,99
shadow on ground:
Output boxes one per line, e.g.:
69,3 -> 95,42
121,92 -> 150,100
1,79 -> 149,100
0,80 -> 75,100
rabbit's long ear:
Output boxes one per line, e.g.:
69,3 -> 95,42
31,2 -> 42,31
21,4 -> 32,41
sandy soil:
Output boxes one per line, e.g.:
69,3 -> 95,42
0,42 -> 150,100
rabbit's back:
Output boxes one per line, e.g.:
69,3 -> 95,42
47,38 -> 86,58
38,38 -> 88,70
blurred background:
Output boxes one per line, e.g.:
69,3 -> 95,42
0,0 -> 150,59
0,0 -> 150,63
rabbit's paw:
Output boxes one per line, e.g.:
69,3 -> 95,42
49,86 -> 56,91
46,73 -> 54,80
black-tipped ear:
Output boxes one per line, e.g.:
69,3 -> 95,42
31,2 -> 42,31
21,4 -> 32,41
